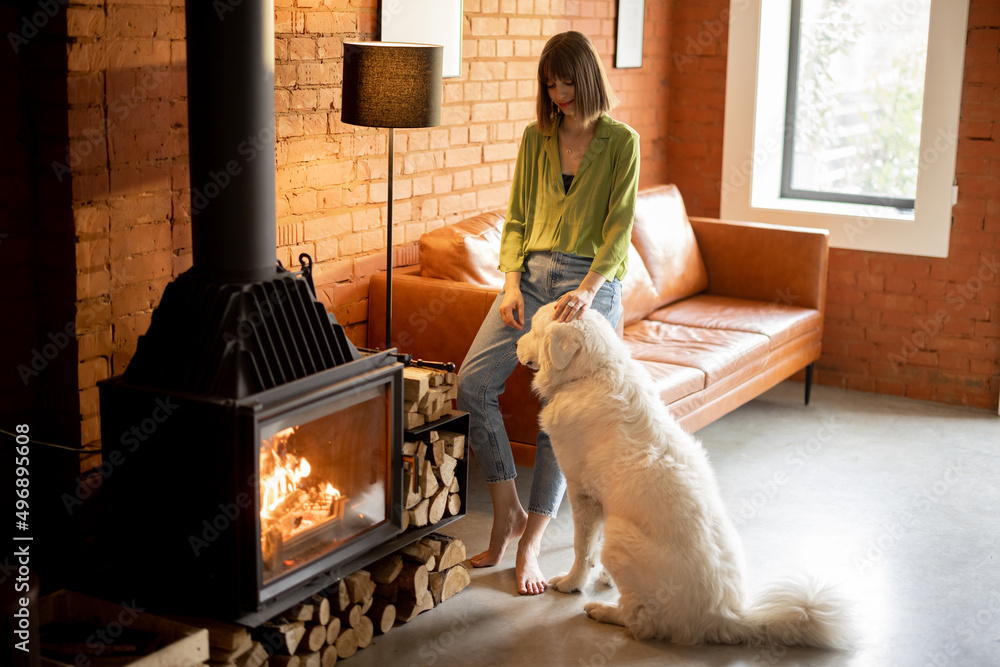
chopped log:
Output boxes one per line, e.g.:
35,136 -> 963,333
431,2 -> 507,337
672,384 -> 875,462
368,554 -> 403,584
259,621 -> 306,655
334,628 -> 358,660
439,431 -> 465,459
402,440 -> 419,456
422,534 -> 467,571
428,570 -> 444,605
285,602 -> 314,622
208,633 -> 252,663
354,615 -> 374,649
407,498 -> 429,527
270,655 -> 300,667
325,617 -> 341,646
440,564 -> 472,601
419,536 -> 443,559
163,614 -> 249,651
396,561 -> 429,598
329,580 -> 351,612
336,604 -> 362,629
368,599 -> 396,634
301,623 -> 326,653
448,476 -> 459,494
424,555 -> 437,572
374,580 -> 398,604
234,641 -> 267,667
320,645 -> 338,667
361,594 -> 374,615
434,454 -> 457,488
395,591 -> 434,622
428,487 -> 449,524
297,652 -> 321,667
405,412 -> 425,429
399,541 -> 434,564
400,506 -> 410,531
415,442 -> 428,474
344,570 -> 376,603
418,460 -> 439,497
431,439 -> 446,467
403,369 -> 430,402
309,594 -> 330,626
447,492 -> 462,516
403,459 -> 421,509
404,400 -> 420,414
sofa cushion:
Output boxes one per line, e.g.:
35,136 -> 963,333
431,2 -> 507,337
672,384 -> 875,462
623,320 -> 769,386
620,244 -> 662,327
419,211 -> 506,288
648,295 -> 823,349
638,360 -> 706,405
630,185 -> 709,311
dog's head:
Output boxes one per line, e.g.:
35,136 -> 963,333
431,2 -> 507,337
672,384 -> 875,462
516,303 -> 625,398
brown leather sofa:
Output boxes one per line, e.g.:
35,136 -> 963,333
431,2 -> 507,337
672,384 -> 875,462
369,185 -> 829,466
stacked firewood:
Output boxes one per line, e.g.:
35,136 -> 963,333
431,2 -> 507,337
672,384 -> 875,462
403,367 -> 458,428
251,534 -> 470,665
402,430 -> 465,529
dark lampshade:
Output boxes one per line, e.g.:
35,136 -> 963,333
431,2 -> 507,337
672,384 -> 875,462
342,42 -> 443,129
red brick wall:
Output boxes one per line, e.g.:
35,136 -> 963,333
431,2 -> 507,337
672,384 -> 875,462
272,0 -> 671,346
55,0 -> 669,461
668,0 -> 1000,410
62,2 -> 185,469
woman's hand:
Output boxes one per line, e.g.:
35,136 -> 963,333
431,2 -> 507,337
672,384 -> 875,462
500,272 -> 525,330
554,271 -> 607,323
553,288 -> 595,322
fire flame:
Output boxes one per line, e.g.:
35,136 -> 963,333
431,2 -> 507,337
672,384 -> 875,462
259,427 -> 345,543
260,427 -> 314,514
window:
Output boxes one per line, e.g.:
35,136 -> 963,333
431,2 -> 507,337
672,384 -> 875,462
721,0 -> 969,257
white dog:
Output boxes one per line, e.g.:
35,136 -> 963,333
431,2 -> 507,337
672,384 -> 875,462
516,303 -> 851,648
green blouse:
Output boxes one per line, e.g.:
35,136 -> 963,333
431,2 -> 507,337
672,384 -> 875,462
498,113 -> 640,281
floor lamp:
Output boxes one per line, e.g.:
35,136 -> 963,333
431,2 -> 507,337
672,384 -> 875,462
341,42 -> 443,350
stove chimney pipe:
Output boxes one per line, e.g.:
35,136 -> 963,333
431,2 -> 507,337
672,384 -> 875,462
186,0 -> 276,283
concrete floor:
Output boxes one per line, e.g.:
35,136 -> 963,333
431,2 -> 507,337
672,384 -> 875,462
348,382 -> 1000,667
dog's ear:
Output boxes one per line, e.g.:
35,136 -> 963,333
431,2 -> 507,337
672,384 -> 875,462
547,324 -> 581,370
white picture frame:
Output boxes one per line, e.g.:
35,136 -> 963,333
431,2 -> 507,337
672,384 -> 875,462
380,0 -> 464,78
615,0 -> 645,69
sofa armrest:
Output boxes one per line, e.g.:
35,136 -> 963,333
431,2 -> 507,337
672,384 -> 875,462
689,217 -> 829,311
368,272 -> 500,368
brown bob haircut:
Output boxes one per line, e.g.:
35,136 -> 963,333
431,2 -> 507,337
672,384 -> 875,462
536,31 -> 618,133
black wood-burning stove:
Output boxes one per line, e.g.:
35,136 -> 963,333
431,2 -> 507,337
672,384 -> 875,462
98,0 -> 413,625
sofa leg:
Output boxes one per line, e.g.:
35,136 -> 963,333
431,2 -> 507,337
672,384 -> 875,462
804,363 -> 814,405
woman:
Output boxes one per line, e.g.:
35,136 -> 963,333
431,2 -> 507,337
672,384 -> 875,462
456,31 -> 640,595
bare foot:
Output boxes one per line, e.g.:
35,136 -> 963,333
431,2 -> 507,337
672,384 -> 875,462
516,540 -> 546,595
470,507 -> 527,568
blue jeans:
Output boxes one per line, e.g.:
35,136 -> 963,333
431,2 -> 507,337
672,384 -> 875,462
456,252 -> 623,517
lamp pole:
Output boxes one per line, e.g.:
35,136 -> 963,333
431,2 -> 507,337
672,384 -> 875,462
386,128 -> 394,351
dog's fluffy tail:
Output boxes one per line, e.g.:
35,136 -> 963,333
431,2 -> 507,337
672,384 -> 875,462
731,574 -> 853,650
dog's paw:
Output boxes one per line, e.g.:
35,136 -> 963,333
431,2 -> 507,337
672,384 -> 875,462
596,567 -> 615,590
584,601 -> 624,626
550,571 -> 587,593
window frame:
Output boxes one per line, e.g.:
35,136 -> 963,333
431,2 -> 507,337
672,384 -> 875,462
721,0 -> 969,258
